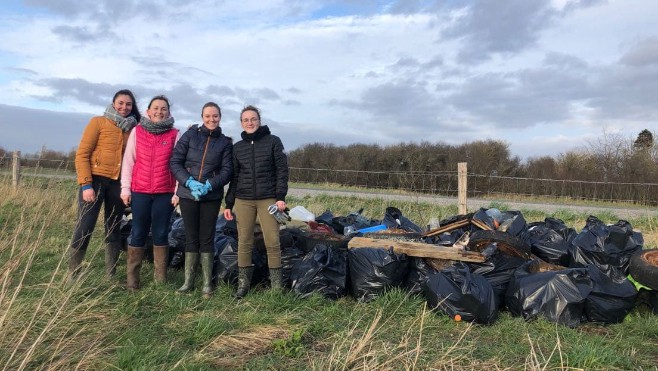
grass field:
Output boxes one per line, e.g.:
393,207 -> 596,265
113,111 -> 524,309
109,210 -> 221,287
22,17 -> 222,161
1,175 -> 657,370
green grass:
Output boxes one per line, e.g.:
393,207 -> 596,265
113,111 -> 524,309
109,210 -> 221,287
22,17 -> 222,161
1,175 -> 658,370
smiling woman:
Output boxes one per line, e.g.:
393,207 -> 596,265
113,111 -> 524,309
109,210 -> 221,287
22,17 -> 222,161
67,89 -> 141,283
120,95 -> 180,291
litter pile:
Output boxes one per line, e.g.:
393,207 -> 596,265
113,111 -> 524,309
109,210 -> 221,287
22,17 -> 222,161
128,205 -> 658,327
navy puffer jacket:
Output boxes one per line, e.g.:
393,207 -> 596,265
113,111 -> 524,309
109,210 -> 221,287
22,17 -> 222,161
225,125 -> 288,209
170,124 -> 233,201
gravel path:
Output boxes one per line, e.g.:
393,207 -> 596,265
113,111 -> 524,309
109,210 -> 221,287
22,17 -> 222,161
288,187 -> 658,220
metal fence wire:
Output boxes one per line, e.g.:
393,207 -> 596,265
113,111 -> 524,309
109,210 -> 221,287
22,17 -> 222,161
289,167 -> 658,206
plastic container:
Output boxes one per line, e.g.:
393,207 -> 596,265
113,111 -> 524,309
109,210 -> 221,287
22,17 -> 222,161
289,205 -> 315,222
357,224 -> 387,234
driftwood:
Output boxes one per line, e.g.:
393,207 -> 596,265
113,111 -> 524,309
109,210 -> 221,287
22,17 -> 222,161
347,237 -> 485,263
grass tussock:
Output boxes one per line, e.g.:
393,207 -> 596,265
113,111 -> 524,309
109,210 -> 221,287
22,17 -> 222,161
1,175 -> 657,370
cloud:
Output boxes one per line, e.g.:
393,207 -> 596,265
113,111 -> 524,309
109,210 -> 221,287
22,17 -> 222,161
620,37 -> 658,67
442,0 -> 558,62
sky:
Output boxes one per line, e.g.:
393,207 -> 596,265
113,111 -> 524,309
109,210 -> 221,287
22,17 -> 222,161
0,0 -> 657,160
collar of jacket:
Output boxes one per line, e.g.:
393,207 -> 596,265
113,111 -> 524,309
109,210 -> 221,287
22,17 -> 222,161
241,125 -> 271,141
196,124 -> 222,137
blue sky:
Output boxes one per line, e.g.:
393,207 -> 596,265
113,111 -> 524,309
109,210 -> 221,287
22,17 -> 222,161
0,0 -> 657,159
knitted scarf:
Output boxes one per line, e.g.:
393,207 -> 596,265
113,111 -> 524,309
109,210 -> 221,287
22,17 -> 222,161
104,104 -> 137,132
140,116 -> 175,134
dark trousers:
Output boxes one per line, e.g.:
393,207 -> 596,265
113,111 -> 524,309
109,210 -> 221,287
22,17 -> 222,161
130,192 -> 175,247
70,175 -> 125,251
179,198 -> 222,253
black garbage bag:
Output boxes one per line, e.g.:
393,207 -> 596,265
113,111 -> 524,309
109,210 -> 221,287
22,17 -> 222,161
291,244 -> 348,299
281,245 -> 306,288
315,209 -> 335,227
348,247 -> 409,302
468,245 -> 528,308
405,258 -> 439,295
498,211 -> 527,237
522,218 -> 573,266
570,216 -> 643,279
215,236 -> 267,285
545,217 -> 578,242
423,262 -> 498,324
168,217 -> 186,253
382,206 -> 423,233
585,265 -> 638,324
472,208 -> 496,230
331,208 -> 380,234
506,261 -> 593,327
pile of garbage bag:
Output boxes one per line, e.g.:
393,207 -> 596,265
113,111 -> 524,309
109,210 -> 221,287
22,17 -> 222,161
115,204 -> 658,327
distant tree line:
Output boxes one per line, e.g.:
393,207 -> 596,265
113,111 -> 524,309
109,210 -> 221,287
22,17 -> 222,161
3,129 -> 658,204
287,129 -> 658,204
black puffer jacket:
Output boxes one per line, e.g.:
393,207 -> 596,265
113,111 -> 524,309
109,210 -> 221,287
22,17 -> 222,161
225,125 -> 288,209
170,124 -> 233,201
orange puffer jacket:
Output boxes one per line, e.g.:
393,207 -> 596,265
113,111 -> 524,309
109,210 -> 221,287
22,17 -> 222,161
75,116 -> 130,186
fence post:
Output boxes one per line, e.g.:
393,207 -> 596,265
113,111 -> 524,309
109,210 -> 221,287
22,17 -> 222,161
12,151 -> 21,190
458,162 -> 467,215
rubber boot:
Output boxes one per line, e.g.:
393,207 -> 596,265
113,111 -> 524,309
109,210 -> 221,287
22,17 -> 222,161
105,242 -> 121,278
66,247 -> 86,285
269,267 -> 283,290
200,253 -> 214,299
126,246 -> 144,292
235,266 -> 254,299
177,252 -> 199,293
153,245 -> 169,283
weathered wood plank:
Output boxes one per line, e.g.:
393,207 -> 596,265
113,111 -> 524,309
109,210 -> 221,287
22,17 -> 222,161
348,237 -> 486,263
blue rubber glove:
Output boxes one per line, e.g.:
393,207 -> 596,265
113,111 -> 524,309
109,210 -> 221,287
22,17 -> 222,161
196,184 -> 209,197
191,188 -> 201,201
185,177 -> 204,191
204,180 -> 213,192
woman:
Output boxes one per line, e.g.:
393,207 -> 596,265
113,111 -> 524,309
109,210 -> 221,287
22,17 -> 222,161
68,89 -> 141,280
170,102 -> 233,298
120,95 -> 180,291
224,105 -> 288,299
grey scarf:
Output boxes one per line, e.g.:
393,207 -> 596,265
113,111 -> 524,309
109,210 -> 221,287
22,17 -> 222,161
104,104 -> 137,132
139,116 -> 175,134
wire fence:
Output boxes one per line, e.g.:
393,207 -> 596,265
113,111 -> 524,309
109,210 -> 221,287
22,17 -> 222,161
289,167 -> 658,206
4,155 -> 658,205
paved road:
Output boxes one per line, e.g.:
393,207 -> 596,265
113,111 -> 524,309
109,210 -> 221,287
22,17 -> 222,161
288,187 -> 658,220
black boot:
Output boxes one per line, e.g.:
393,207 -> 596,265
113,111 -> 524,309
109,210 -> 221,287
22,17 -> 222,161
177,252 -> 199,293
66,247 -> 86,285
235,266 -> 254,299
200,253 -> 214,299
269,267 -> 283,290
105,242 -> 121,278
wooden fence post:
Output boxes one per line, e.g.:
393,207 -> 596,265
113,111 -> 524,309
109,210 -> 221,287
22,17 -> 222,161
12,151 -> 21,190
458,162 -> 467,215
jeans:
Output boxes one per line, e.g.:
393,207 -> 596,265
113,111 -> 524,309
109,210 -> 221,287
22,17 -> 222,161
70,175 -> 125,251
234,198 -> 281,268
129,192 -> 175,247
179,198 -> 222,253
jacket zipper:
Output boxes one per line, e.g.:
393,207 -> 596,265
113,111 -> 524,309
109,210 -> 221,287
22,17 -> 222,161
250,140 -> 256,196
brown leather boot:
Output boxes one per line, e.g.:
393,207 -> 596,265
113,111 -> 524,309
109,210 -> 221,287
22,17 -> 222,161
126,246 -> 144,291
153,245 -> 169,283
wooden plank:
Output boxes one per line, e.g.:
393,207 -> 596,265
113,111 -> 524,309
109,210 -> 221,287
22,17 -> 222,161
348,237 -> 486,263
471,218 -> 493,231
422,219 -> 470,237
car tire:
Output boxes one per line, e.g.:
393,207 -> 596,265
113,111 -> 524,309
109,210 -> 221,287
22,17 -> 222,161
630,249 -> 658,291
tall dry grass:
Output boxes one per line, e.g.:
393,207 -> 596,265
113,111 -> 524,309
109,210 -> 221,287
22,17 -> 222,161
0,177 -> 116,370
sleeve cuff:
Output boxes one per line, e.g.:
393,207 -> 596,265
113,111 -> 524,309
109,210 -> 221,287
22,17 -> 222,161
81,184 -> 93,191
